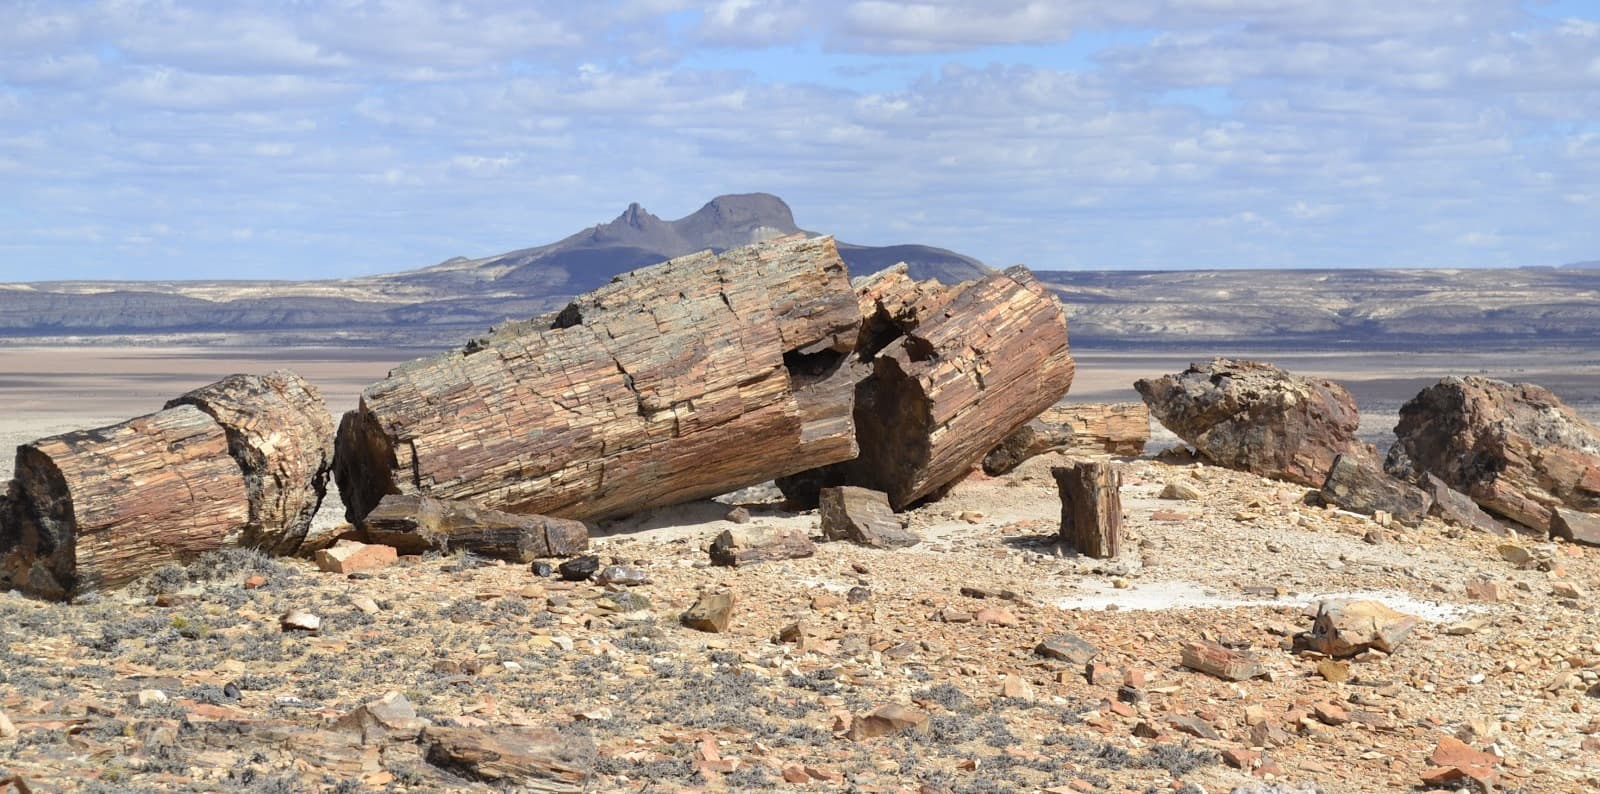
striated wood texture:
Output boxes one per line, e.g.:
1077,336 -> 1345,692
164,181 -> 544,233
0,405 -> 249,599
1053,461 -> 1122,559
422,725 -> 594,790
983,402 -> 1149,475
166,370 -> 335,554
361,494 -> 588,561
781,264 -> 1074,509
334,235 -> 861,524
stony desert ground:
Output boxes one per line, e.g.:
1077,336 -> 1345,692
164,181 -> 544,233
3,342 -> 1600,793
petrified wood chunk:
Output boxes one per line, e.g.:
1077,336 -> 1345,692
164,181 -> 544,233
781,264 -> 1075,509
423,725 -> 594,790
709,525 -> 815,567
360,494 -> 588,561
1052,462 -> 1122,559
983,402 -> 1149,475
1180,640 -> 1264,681
334,235 -> 861,524
818,486 -> 919,549
1306,599 -> 1419,657
166,370 -> 334,554
1319,454 -> 1432,527
1385,375 -> 1600,533
1136,358 -> 1372,487
1,405 -> 249,599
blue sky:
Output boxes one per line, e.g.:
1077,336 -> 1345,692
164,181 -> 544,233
2,0 -> 1598,280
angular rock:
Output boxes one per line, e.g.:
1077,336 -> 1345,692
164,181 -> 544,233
779,264 -> 1075,509
558,555 -> 600,582
1306,599 -> 1419,657
1159,480 -> 1204,501
333,235 -> 862,526
1135,359 -> 1372,487
1319,454 -> 1432,527
1552,506 -> 1600,546
595,565 -> 648,587
0,709 -> 15,740
314,540 -> 398,575
423,725 -> 594,789
279,609 -> 321,632
982,402 -> 1150,475
1423,474 -> 1511,535
709,525 -> 815,567
165,370 -> 335,554
681,591 -> 735,633
1386,376 -> 1600,533
1180,640 -> 1265,681
1036,634 -> 1099,665
846,704 -> 928,741
335,691 -> 428,745
0,404 -> 249,599
360,494 -> 588,562
818,486 -> 919,549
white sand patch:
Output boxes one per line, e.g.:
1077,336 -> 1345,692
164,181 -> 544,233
1055,579 -> 1477,623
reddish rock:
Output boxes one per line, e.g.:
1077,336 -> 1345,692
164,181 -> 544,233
315,540 -> 398,575
1136,359 -> 1372,487
1386,376 -> 1600,533
1423,474 -> 1511,535
1319,454 -> 1432,526
1306,599 -> 1419,657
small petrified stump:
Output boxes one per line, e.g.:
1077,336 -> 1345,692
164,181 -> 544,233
709,526 -> 815,567
1319,454 -> 1432,527
166,370 -> 334,554
422,725 -> 594,790
1,405 -> 250,599
983,402 -> 1150,475
818,486 -> 919,549
360,494 -> 588,562
1052,462 -> 1122,559
682,590 -> 735,633
1180,640 -> 1265,681
1306,599 -> 1419,657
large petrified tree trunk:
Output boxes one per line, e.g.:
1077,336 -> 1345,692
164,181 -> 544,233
780,264 -> 1075,509
166,370 -> 334,554
0,405 -> 250,599
334,235 -> 861,524
983,402 -> 1149,475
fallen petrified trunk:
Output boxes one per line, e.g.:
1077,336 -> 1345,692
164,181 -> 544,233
1135,359 -> 1372,488
983,402 -> 1149,475
334,235 -> 860,524
1385,376 -> 1600,534
423,725 -> 594,790
360,494 -> 588,561
165,370 -> 334,554
780,264 -> 1074,509
0,405 -> 250,599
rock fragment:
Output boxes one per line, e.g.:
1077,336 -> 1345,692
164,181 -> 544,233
709,526 -> 815,567
422,725 -> 594,789
1305,600 -> 1419,657
360,494 -> 588,561
1180,640 -> 1265,681
314,540 -> 398,575
818,486 -> 920,549
279,609 -> 322,633
557,555 -> 600,582
335,692 -> 428,744
846,705 -> 928,741
1036,635 -> 1099,665
682,591 -> 735,633
1318,454 -> 1431,526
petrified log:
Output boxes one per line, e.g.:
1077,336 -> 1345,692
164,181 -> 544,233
1180,640 -> 1264,681
781,264 -> 1074,509
360,494 -> 588,561
0,405 -> 249,599
334,235 -> 860,524
423,725 -> 595,790
1385,376 -> 1600,534
983,402 -> 1149,475
1052,462 -> 1122,559
166,370 -> 334,554
1136,359 -> 1372,487
1319,454 -> 1432,527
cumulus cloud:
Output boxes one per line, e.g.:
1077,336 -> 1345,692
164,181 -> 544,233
0,0 -> 1596,278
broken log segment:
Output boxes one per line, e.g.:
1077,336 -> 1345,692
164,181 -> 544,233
1052,462 -> 1122,559
165,370 -> 335,555
983,402 -> 1149,475
781,264 -> 1075,509
360,494 -> 588,561
334,235 -> 861,524
1,405 -> 249,599
422,725 -> 595,790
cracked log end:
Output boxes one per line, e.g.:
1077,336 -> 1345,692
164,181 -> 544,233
166,370 -> 335,555
334,400 -> 403,526
2,405 -> 249,599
